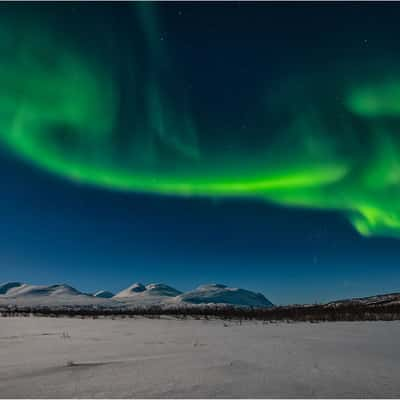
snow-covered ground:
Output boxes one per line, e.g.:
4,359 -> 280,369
0,317 -> 399,398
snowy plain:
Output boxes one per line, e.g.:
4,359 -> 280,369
0,317 -> 399,398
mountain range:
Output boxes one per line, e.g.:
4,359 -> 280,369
1,281 -> 399,309
0,281 -> 273,308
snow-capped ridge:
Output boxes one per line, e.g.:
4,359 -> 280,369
130,283 -> 146,292
114,282 -> 146,298
177,283 -> 273,307
1,283 -> 83,298
0,282 -> 23,295
326,292 -> 400,307
196,283 -> 227,290
145,283 -> 182,297
93,290 -> 114,299
114,282 -> 181,298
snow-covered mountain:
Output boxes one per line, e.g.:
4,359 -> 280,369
114,283 -> 182,306
114,283 -> 182,299
176,284 -> 273,307
326,292 -> 400,307
114,282 -> 146,297
1,279 -> 399,310
0,282 -> 82,297
0,281 -> 273,308
0,282 -> 22,295
0,282 -> 111,307
143,283 -> 182,297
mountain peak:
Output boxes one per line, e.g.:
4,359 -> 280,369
114,282 -> 146,298
196,283 -> 227,290
130,282 -> 146,292
145,283 -> 182,297
0,283 -> 82,297
178,284 -> 273,307
115,282 -> 182,298
0,282 -> 23,295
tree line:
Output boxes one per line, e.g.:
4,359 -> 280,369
1,302 -> 400,322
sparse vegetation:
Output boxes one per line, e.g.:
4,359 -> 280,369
1,302 -> 400,322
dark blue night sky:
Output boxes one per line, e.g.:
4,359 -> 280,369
1,2 -> 400,305
2,151 -> 399,305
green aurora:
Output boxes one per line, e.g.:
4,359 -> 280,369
1,5 -> 400,238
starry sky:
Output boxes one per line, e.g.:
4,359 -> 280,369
1,2 -> 400,305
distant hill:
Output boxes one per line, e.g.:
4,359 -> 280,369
176,284 -> 273,307
326,292 -> 400,307
114,283 -> 181,299
0,282 -> 82,297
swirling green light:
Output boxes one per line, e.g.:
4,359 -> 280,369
1,5 -> 400,239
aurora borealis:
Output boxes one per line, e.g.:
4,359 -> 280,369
3,2 -> 400,305
1,3 -> 400,241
